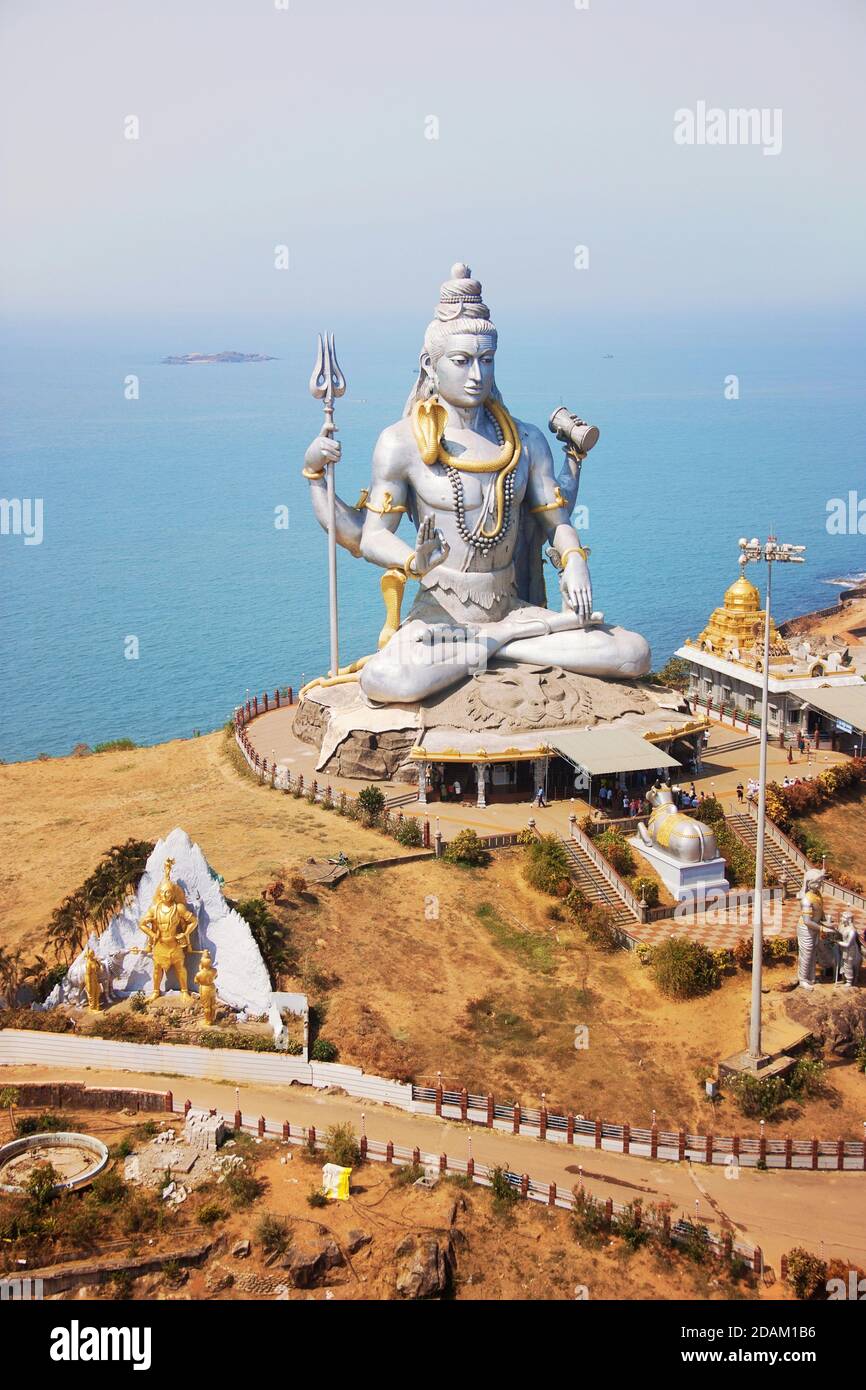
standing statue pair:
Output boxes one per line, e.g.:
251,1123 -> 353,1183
797,868 -> 863,988
302,264 -> 651,703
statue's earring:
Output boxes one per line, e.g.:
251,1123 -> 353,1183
419,352 -> 438,402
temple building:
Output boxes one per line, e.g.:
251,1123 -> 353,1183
676,573 -> 866,752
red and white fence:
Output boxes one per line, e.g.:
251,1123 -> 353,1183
166,1093 -> 758,1272
411,1084 -> 866,1173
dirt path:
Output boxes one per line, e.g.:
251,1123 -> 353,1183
3,1063 -> 863,1271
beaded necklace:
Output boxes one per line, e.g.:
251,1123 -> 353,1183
412,398 -> 521,554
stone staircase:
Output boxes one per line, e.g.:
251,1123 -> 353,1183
707,733 -> 760,755
725,812 -> 802,886
559,837 -> 640,929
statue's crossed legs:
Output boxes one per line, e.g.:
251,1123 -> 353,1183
359,601 -> 651,705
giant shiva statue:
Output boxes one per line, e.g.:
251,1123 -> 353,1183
302,264 -> 651,705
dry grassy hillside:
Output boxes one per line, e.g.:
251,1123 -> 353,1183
2,733 -> 864,1139
0,731 -> 408,958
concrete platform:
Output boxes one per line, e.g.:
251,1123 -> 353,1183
718,1051 -> 797,1081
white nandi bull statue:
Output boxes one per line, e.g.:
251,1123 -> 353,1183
637,783 -> 719,863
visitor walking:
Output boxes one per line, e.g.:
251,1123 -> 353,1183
534,786 -> 547,808
736,782 -> 744,804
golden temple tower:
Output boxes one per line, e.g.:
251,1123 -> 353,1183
688,574 -> 788,662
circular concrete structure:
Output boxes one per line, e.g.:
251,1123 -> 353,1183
0,1132 -> 110,1195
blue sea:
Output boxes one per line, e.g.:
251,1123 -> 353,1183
1,311 -> 864,763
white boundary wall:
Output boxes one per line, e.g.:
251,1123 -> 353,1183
0,1030 -> 412,1108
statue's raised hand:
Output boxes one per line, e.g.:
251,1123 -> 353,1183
560,552 -> 593,624
412,514 -> 450,577
304,434 -> 341,475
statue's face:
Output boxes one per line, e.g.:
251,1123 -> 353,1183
433,334 -> 496,408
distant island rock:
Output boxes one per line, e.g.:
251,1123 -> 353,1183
162,351 -> 277,365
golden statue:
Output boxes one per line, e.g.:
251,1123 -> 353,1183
194,949 -> 218,1027
84,947 -> 102,1013
138,857 -> 197,1001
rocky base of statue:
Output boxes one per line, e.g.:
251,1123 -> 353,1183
785,984 -> 866,1057
294,661 -> 691,780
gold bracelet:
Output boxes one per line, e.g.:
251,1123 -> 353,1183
529,485 -> 568,515
403,553 -> 419,580
558,545 -> 591,569
302,467 -> 325,481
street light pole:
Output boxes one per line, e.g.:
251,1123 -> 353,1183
738,536 -> 805,1060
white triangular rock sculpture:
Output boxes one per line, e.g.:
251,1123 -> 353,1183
45,827 -> 273,1016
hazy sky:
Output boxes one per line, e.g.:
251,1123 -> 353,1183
2,0 -> 864,324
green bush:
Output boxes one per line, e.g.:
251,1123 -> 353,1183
522,834 -> 572,896
222,1164 -> 263,1209
697,796 -> 725,826
613,1201 -> 647,1250
234,898 -> 298,984
357,785 -> 385,822
727,1058 -> 825,1120
676,1220 -> 711,1264
25,1161 -> 59,1213
93,738 -> 138,753
255,1211 -> 290,1254
595,829 -> 636,877
443,828 -> 487,867
91,1170 -> 128,1206
489,1166 -> 518,1208
15,1112 -> 66,1136
122,1192 -> 162,1235
392,1161 -> 426,1187
787,1058 -> 825,1101
306,1188 -> 328,1208
630,875 -> 659,908
716,822 -> 758,887
311,1037 -> 338,1063
394,816 -> 423,847
583,906 -> 624,952
322,1122 -> 360,1167
196,1200 -> 227,1227
726,1072 -> 788,1120
650,937 -> 720,999
571,1188 -> 608,1244
197,1028 -> 301,1055
785,1247 -> 829,1300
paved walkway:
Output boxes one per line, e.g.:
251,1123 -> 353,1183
245,704 -> 848,836
5,1063 -> 863,1271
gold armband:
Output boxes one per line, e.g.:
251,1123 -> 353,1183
363,491 -> 407,516
557,545 -> 591,569
302,467 -> 325,481
529,485 -> 568,515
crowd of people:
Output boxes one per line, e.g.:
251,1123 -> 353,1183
592,781 -> 708,817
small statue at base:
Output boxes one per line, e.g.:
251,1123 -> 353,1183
194,950 -> 218,1026
835,911 -> 863,987
796,868 -> 827,989
138,857 -> 197,1002
84,947 -> 102,1013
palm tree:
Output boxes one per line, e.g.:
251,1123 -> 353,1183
42,839 -> 153,964
0,1085 -> 19,1138
0,947 -> 26,1009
